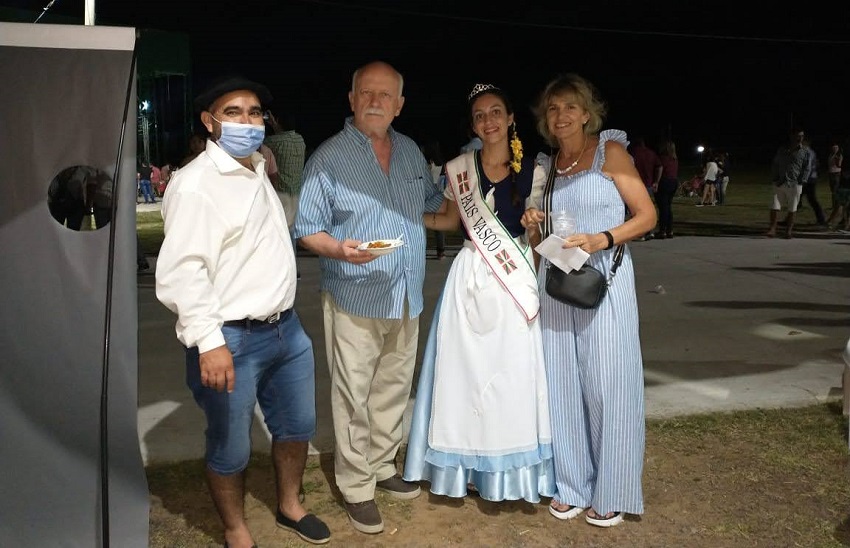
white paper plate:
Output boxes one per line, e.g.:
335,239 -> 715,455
357,239 -> 404,256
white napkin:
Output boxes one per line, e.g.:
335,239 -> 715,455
535,234 -> 590,272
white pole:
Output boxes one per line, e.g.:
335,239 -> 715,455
84,0 -> 95,25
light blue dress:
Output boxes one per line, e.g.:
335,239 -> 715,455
540,130 -> 645,516
404,290 -> 556,502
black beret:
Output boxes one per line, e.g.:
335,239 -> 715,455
193,75 -> 273,112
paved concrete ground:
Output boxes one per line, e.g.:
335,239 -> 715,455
136,213 -> 850,465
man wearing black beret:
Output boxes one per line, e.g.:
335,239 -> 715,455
155,76 -> 330,546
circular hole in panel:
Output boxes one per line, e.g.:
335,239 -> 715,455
47,165 -> 113,231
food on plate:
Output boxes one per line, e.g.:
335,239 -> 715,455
367,241 -> 392,249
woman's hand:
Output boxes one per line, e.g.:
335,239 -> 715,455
562,232 -> 606,254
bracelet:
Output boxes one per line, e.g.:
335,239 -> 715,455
602,230 -> 614,250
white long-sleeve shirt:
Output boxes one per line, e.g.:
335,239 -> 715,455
155,140 -> 297,353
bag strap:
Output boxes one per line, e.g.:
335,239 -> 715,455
541,153 -> 624,285
541,152 -> 557,239
606,245 -> 626,286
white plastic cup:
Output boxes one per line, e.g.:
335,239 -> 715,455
552,210 -> 576,238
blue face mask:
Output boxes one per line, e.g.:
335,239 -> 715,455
212,117 -> 265,158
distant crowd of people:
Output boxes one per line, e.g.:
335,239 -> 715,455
615,127 -> 850,240
766,127 -> 850,238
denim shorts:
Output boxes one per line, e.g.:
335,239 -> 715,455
185,309 -> 316,475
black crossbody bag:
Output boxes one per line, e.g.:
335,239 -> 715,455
541,155 -> 625,309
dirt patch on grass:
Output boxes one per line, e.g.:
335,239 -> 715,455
148,402 -> 850,547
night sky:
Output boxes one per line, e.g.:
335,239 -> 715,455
5,0 -> 850,166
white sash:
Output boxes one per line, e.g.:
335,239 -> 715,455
446,152 -> 540,321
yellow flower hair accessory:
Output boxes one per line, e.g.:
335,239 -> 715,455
509,122 -> 523,173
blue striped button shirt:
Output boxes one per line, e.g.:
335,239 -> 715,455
294,117 -> 443,319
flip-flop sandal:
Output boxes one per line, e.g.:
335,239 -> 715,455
585,510 -> 623,527
548,500 -> 585,520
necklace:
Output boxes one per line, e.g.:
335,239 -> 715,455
555,136 -> 587,175
480,151 -> 510,183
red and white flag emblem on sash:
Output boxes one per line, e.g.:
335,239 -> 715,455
445,151 -> 539,321
456,171 -> 470,194
495,249 -> 517,274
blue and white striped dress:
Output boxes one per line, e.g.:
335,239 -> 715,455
540,129 -> 645,516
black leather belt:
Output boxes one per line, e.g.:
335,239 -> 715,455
222,310 -> 289,329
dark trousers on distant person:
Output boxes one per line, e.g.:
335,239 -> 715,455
655,177 -> 678,237
49,200 -> 86,231
140,179 -> 155,204
93,206 -> 111,229
800,180 -> 826,225
829,173 -> 841,209
715,176 -> 727,205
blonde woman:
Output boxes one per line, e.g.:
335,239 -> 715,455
522,73 -> 656,527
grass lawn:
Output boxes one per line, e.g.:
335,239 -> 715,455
148,402 -> 850,547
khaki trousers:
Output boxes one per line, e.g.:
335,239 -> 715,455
321,292 -> 419,503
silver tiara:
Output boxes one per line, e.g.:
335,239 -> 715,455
468,83 -> 498,101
